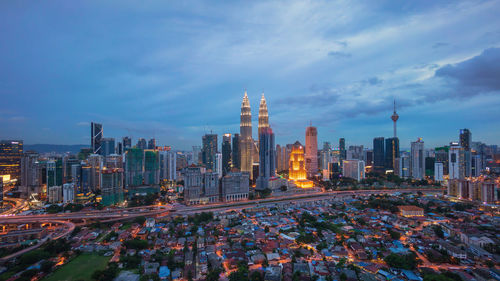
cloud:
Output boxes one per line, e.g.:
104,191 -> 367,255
435,47 -> 500,94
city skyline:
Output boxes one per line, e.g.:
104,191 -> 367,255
1,1 -> 500,149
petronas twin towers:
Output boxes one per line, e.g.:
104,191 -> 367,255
239,90 -> 269,177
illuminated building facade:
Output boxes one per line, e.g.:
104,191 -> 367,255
398,205 -> 424,217
258,93 -> 269,138
240,91 -> 253,178
288,141 -> 313,188
0,140 -> 23,184
305,126 -> 318,178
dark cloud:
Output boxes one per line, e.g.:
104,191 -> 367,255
327,51 -> 352,58
435,47 -> 500,93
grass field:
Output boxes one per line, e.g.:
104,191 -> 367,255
44,254 -> 111,281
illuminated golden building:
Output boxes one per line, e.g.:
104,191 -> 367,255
288,141 -> 313,188
258,93 -> 269,138
240,91 -> 253,178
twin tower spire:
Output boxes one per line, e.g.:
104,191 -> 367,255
239,90 -> 269,175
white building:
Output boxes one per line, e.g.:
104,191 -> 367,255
449,142 -> 462,179
48,185 -> 62,203
215,152 -> 222,179
63,183 -> 75,203
342,160 -> 365,182
434,162 -> 444,182
160,150 -> 177,181
410,138 -> 425,179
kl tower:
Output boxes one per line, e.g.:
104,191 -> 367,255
391,100 -> 399,138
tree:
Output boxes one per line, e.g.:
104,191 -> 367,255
384,253 -> 419,270
264,226 -> 270,233
433,225 -> 444,239
389,229 -> 401,240
250,271 -> 263,281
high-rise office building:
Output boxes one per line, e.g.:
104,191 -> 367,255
396,152 -> 410,178
101,168 -> 124,206
385,137 -> 400,171
305,126 -> 318,178
339,138 -> 346,161
202,134 -> 218,170
373,137 -> 385,172
116,142 -> 123,155
410,138 -> 425,179
0,140 -> 23,184
63,183 -> 75,204
21,151 -> 39,195
222,172 -> 250,202
215,152 -> 223,178
91,122 -> 103,155
125,148 -> 144,187
256,127 -> 275,190
448,142 -> 464,179
148,138 -> 156,149
160,150 -> 177,181
144,150 -> 160,185
192,146 -> 201,165
258,93 -> 270,138
240,91 -> 253,177
101,138 -> 115,157
137,138 -> 147,149
434,162 -> 444,181
222,134 -> 232,176
122,137 -> 132,150
347,145 -> 363,161
460,129 -> 471,151
231,134 -> 240,170
342,160 -> 365,182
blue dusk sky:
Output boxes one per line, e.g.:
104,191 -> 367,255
1,0 -> 500,150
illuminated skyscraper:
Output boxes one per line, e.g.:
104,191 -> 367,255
91,122 -> 103,155
258,93 -> 269,139
240,91 -> 253,178
288,141 -> 313,188
459,129 -> 471,151
305,126 -> 318,178
0,140 -> 23,183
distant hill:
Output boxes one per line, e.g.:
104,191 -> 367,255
24,144 -> 89,154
